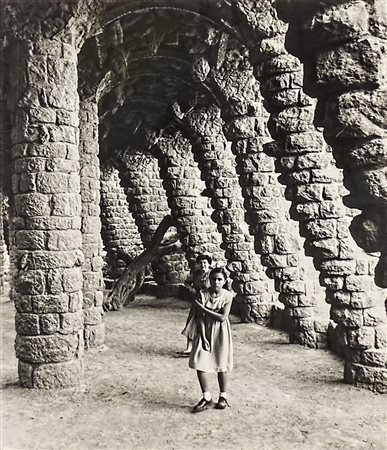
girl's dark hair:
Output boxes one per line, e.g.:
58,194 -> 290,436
196,253 -> 212,264
209,267 -> 228,279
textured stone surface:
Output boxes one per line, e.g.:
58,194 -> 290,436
118,152 -> 189,286
8,37 -> 84,388
100,166 -> 144,280
156,133 -> 225,270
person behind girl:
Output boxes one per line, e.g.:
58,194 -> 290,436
189,267 -> 234,412
178,253 -> 213,356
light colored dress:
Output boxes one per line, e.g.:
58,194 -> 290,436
189,289 -> 234,373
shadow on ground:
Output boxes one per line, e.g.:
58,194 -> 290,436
1,293 -> 385,450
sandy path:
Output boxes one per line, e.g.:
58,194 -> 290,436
1,294 -> 386,450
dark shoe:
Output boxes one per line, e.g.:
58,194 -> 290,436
191,398 -> 214,413
176,351 -> 190,357
215,396 -> 230,410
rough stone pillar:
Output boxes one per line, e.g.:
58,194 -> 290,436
100,165 -> 144,280
203,44 -> 326,344
245,0 -> 387,392
156,133 -> 225,271
79,98 -> 104,349
250,32 -> 386,360
118,151 -> 189,286
181,106 -> 276,324
10,38 -> 84,388
276,0 -> 387,285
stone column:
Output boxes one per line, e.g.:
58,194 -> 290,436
10,38 -> 83,388
205,46 -> 326,345
182,106 -> 276,324
118,152 -> 189,286
249,0 -> 387,392
155,133 -> 225,271
100,165 -> 144,280
250,32 -> 385,358
79,98 -> 104,349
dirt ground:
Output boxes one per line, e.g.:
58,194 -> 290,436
1,291 -> 386,450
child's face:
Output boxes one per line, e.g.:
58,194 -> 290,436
199,259 -> 210,272
210,272 -> 225,293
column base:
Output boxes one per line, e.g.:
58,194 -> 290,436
18,359 -> 83,389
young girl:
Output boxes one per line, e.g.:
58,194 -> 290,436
179,253 -> 213,356
189,267 -> 234,413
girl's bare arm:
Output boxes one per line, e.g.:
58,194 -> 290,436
195,297 -> 233,322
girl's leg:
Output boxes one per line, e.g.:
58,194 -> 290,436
215,372 -> 230,409
192,370 -> 213,413
197,370 -> 210,396
217,372 -> 227,393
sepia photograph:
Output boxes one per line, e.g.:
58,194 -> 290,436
0,0 -> 386,449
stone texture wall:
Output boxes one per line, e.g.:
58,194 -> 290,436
181,106 -> 277,323
118,151 -> 189,286
79,99 -> 104,349
9,38 -> 84,388
202,45 -> 327,345
276,0 -> 387,289
100,165 -> 144,279
156,133 -> 225,271
251,32 -> 386,359
242,0 -> 387,392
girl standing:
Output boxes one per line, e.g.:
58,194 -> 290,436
179,253 -> 213,356
189,267 -> 234,412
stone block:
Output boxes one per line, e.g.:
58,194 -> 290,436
330,307 -> 363,327
375,325 -> 387,349
345,275 -> 372,292
36,172 -> 69,194
52,194 -> 81,216
13,294 -> 33,313
20,250 -> 84,270
315,38 -> 386,90
27,143 -> 68,159
16,230 -> 45,250
60,311 -> 83,334
19,173 -> 37,193
46,158 -> 79,173
319,259 -> 356,276
362,349 -> 387,368
40,313 -> 60,334
350,292 -> 377,309
326,90 -> 386,139
68,291 -> 83,312
305,219 -> 336,239
274,234 -> 301,254
33,294 -> 69,314
85,323 -> 105,348
16,334 -> 80,364
16,270 -> 45,295
295,184 -> 324,202
307,238 -> 340,259
282,281 -> 306,294
46,230 -> 82,251
29,107 -> 56,124
62,268 -> 83,293
15,193 -> 51,217
27,55 -> 47,84
46,86 -> 77,111
16,313 -> 40,335
347,326 -> 375,350
32,358 -> 83,389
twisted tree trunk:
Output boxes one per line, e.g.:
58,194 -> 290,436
104,215 -> 180,310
